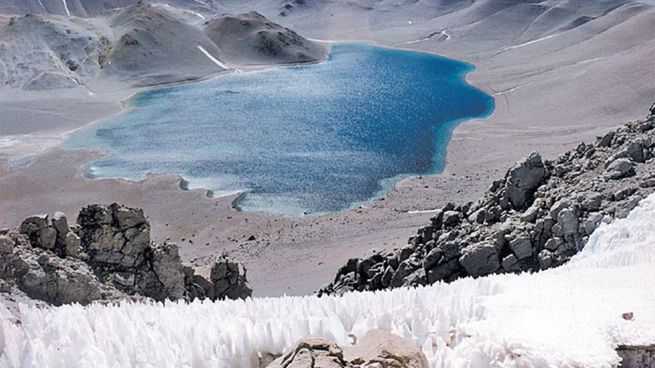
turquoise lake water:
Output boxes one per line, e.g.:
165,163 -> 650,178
67,43 -> 494,215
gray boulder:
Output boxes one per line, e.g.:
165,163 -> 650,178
583,213 -> 604,235
504,152 -> 547,210
51,211 -> 69,238
557,209 -> 579,236
626,141 -> 646,163
509,237 -> 532,260
549,198 -> 571,219
501,254 -> 520,272
520,203 -> 539,223
390,258 -> 420,287
544,237 -> 563,251
3,243 -> 126,306
581,193 -> 602,211
63,232 -> 81,258
605,158 -> 635,179
613,186 -> 637,201
537,249 -> 558,269
78,203 -> 150,270
442,211 -> 460,226
598,131 -> 615,147
459,242 -> 500,277
639,178 -> 655,188
209,256 -> 252,300
136,242 -> 186,301
19,215 -> 48,234
20,214 -> 57,250
0,235 -> 14,254
423,248 -> 443,270
113,204 -> 147,230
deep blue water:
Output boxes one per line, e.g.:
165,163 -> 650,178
67,43 -> 494,215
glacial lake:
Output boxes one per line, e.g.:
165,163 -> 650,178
68,43 -> 494,215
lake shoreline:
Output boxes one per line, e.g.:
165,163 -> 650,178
66,42 -> 493,216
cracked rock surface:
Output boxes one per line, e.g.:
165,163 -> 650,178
0,203 -> 251,306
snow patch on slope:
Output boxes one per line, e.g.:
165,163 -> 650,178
197,45 -> 229,69
2,194 -> 655,367
61,0 -> 71,16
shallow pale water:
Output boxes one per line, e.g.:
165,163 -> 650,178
67,43 -> 493,215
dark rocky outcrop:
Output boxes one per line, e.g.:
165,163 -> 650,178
320,104 -> 655,295
617,344 -> 655,368
209,257 -> 253,301
0,203 -> 251,305
266,330 -> 428,368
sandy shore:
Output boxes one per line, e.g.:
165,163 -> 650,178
1,4 -> 654,296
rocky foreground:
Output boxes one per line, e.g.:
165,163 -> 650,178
266,330 -> 428,368
321,103 -> 655,295
0,203 -> 251,307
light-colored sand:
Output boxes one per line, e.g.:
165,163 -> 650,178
1,0 -> 654,296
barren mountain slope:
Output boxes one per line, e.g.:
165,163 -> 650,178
0,0 -> 219,18
0,3 -> 330,90
0,14 -> 110,90
101,3 -> 225,86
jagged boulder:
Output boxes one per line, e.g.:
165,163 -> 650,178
508,236 -> 532,260
617,345 -> 655,368
135,241 -> 186,301
0,233 -> 127,306
1,204 -> 251,305
209,256 -> 252,300
503,152 -> 547,210
51,212 -> 69,240
78,203 -> 150,270
20,214 -> 56,250
605,158 -> 635,179
459,242 -> 500,277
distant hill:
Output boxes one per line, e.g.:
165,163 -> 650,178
101,3 -> 225,86
0,0 -> 217,17
0,3 -> 326,89
205,11 -> 326,66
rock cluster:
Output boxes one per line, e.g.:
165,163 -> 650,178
0,203 -> 251,305
321,103 -> 655,295
266,329 -> 428,368
617,344 -> 655,368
